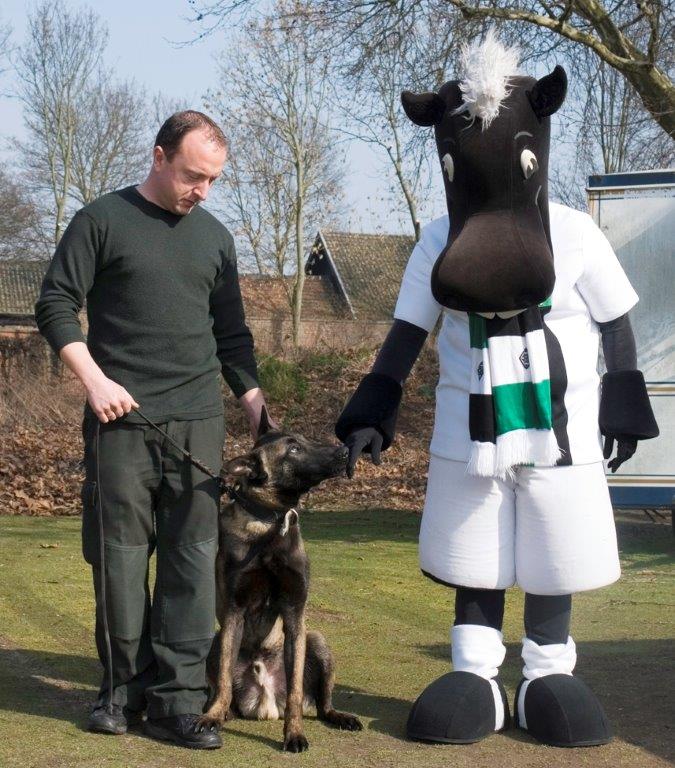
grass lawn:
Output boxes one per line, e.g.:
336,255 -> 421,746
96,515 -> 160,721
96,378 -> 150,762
0,508 -> 673,768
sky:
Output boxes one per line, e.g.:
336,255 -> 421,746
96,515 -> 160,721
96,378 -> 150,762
0,0 -> 445,238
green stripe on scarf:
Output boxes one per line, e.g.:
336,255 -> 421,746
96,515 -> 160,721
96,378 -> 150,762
493,381 -> 553,433
469,314 -> 488,348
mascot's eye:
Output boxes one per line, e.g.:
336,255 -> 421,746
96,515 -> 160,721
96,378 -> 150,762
442,152 -> 454,182
520,149 -> 539,179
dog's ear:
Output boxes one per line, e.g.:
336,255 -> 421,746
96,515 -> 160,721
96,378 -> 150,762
223,454 -> 268,483
258,405 -> 272,437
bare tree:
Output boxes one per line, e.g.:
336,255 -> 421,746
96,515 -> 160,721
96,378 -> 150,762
0,169 -> 43,260
551,41 -> 674,208
192,0 -> 675,139
69,79 -> 149,205
13,1 -> 165,248
0,15 -> 12,92
14,1 -> 107,246
150,92 -> 191,129
210,119 -> 297,276
207,1 -> 345,347
331,9 -> 491,239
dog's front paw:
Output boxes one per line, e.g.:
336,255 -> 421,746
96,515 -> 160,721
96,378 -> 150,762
337,712 -> 363,731
198,703 -> 228,730
283,731 -> 309,752
323,709 -> 363,731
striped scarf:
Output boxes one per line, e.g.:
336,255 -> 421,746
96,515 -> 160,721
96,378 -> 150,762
467,300 -> 561,479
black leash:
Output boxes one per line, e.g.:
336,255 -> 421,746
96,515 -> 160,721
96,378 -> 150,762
133,409 -> 222,487
94,420 -> 114,716
134,408 -> 285,523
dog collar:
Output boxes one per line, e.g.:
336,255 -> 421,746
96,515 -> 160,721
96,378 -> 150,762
224,484 -> 294,526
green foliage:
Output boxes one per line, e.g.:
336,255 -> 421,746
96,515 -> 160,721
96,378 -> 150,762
257,354 -> 308,403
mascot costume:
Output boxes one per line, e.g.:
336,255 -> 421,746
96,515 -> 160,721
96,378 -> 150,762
335,32 -> 658,748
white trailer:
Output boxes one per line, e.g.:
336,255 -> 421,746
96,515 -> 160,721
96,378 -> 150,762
587,169 -> 674,517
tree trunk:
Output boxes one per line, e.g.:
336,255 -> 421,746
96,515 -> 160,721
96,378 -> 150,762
292,157 -> 305,350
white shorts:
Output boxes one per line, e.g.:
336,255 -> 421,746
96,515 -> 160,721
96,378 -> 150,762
419,456 -> 620,595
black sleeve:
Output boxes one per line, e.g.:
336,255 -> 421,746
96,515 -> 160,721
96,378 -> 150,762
597,313 -> 658,441
372,319 -> 429,383
34,211 -> 100,353
210,248 -> 259,398
598,313 -> 637,372
335,319 -> 428,449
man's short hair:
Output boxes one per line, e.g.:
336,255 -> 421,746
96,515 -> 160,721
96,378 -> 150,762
155,110 -> 229,160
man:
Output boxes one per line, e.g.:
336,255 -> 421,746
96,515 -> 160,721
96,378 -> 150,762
36,111 -> 273,750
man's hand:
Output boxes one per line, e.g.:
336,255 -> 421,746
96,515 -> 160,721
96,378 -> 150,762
86,373 -> 139,423
603,435 -> 637,473
58,341 -> 138,423
344,427 -> 383,479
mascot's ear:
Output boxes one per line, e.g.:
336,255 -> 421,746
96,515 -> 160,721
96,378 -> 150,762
401,90 -> 445,126
527,65 -> 567,119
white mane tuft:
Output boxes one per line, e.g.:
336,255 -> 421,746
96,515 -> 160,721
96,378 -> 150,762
454,29 -> 521,130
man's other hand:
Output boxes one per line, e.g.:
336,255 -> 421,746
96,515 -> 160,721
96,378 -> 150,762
86,374 -> 139,423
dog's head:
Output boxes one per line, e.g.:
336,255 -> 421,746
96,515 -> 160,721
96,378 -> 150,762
223,407 -> 349,508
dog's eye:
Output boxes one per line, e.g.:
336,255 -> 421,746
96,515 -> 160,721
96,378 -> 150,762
288,445 -> 299,454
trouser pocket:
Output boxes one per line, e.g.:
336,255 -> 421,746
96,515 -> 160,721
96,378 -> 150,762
81,479 -> 101,566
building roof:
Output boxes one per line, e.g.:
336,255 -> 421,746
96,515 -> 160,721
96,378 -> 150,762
306,231 -> 415,321
239,274 -> 349,321
0,260 -> 48,319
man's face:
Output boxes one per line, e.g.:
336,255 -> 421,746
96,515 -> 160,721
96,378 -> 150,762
152,128 -> 227,215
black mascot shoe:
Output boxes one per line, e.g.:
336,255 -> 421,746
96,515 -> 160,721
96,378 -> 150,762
515,674 -> 612,747
87,704 -> 144,735
143,713 -> 222,749
407,671 -> 509,744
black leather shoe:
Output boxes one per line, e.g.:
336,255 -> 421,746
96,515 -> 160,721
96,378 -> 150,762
143,714 -> 222,749
87,704 -> 144,735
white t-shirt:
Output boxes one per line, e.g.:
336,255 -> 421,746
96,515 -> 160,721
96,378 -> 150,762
394,203 -> 639,464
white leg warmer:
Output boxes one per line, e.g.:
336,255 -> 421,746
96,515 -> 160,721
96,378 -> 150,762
517,635 -> 577,729
452,624 -> 507,731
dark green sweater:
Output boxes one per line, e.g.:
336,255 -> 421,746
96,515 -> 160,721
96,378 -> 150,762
35,186 -> 259,423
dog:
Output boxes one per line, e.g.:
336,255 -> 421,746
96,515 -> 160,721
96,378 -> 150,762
198,407 -> 363,752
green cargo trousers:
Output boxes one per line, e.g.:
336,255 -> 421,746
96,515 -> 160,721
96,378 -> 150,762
81,412 -> 224,718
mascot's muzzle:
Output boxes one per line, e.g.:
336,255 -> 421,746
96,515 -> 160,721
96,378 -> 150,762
430,205 -> 556,313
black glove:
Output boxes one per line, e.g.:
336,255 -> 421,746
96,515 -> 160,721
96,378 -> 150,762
602,436 -> 638,473
343,427 -> 383,479
335,372 -> 402,451
599,370 -> 658,473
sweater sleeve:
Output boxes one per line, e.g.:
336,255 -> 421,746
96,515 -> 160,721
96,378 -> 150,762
35,211 -> 100,354
210,243 -> 259,398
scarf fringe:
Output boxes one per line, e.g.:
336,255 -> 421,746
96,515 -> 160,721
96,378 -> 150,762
468,430 -> 562,480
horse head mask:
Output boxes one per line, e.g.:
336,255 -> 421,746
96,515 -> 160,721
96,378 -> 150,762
401,32 -> 567,316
